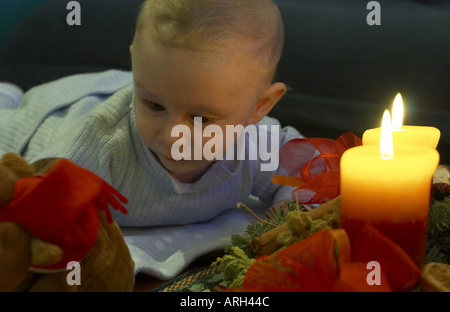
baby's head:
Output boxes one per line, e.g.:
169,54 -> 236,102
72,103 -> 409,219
134,0 -> 284,83
131,0 -> 286,182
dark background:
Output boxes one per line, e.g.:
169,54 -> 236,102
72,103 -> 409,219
0,0 -> 449,163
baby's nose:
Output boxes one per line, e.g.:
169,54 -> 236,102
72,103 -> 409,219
160,122 -> 192,149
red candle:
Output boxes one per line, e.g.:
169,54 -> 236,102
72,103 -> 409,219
340,110 -> 440,267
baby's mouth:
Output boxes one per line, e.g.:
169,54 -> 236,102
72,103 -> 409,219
162,152 -> 185,162
164,156 -> 179,162
150,150 -> 177,163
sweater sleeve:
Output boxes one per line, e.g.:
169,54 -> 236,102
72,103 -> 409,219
0,70 -> 132,159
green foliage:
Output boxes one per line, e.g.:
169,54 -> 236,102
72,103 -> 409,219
277,211 -> 330,246
213,200 -> 305,287
211,246 -> 255,288
231,200 -> 307,256
426,197 -> 450,264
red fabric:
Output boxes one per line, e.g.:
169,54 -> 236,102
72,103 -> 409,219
0,159 -> 128,271
272,132 -> 362,205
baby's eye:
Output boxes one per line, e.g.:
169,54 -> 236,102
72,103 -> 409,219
192,116 -> 212,124
146,101 -> 165,112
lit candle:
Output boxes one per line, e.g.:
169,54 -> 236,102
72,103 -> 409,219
340,110 -> 440,267
362,93 -> 441,149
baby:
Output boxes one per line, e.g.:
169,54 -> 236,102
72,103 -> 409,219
0,0 -> 302,228
132,0 -> 288,184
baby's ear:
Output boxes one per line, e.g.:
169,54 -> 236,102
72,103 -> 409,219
247,82 -> 286,125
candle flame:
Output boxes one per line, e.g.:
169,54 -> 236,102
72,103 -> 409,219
392,93 -> 403,131
380,109 -> 394,159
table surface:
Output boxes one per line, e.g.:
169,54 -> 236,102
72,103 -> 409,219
132,257 -> 218,292
133,274 -> 165,292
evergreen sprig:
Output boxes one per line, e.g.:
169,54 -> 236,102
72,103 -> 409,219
426,196 -> 450,264
230,201 -> 306,256
215,196 -> 450,288
215,201 -> 306,287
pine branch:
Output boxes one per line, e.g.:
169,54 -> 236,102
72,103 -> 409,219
426,197 -> 450,264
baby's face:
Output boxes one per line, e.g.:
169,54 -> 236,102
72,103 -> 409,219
131,37 -> 267,183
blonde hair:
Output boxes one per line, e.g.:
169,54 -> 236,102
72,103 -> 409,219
134,0 -> 284,82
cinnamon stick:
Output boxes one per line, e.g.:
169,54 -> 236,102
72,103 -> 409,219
246,196 -> 340,256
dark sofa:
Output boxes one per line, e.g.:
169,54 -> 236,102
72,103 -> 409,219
0,0 -> 449,163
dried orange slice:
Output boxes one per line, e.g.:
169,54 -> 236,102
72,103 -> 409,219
421,262 -> 450,292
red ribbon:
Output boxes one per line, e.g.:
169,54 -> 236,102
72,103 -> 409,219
0,159 -> 128,271
272,132 -> 362,205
